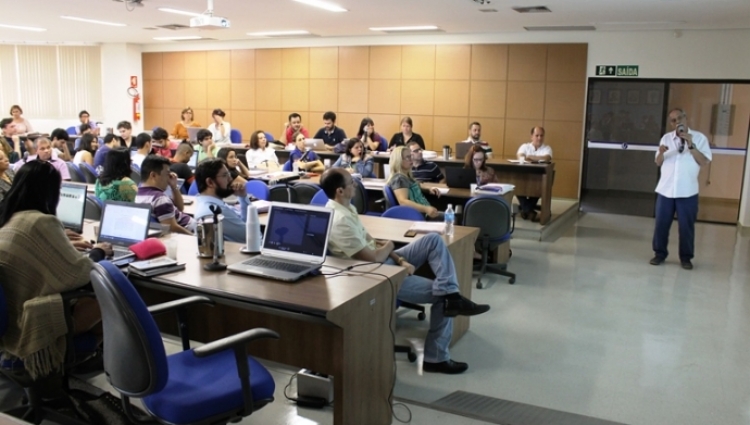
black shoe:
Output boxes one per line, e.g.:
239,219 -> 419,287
649,256 -> 665,265
423,359 -> 468,374
520,212 -> 529,220
444,296 -> 490,317
681,260 -> 693,270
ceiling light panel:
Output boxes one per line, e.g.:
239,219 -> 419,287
60,16 -> 126,27
292,0 -> 347,12
246,30 -> 312,37
369,26 -> 440,32
0,23 -> 46,32
157,8 -> 203,17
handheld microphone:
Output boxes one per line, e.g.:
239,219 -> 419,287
299,149 -> 310,162
676,124 -> 687,152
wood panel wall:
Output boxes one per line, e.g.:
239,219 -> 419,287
142,43 -> 587,198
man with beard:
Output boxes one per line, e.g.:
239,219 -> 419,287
194,158 -> 252,243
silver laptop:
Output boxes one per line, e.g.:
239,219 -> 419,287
228,203 -> 334,282
97,201 -> 153,262
186,127 -> 201,142
187,151 -> 199,169
454,142 -> 473,161
57,182 -> 87,234
304,138 -> 325,150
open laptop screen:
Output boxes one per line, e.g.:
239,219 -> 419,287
98,201 -> 152,247
57,183 -> 87,232
263,204 -> 331,258
187,151 -> 199,168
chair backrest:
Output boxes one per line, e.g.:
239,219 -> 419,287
130,165 -> 141,185
281,161 -> 292,172
66,126 -> 77,136
245,180 -> 270,200
310,189 -> 329,206
269,184 -> 297,203
230,129 -> 242,144
382,185 -> 398,209
382,206 -> 424,221
84,194 -> 103,221
80,162 -> 98,184
89,262 -> 169,398
66,162 -> 86,183
188,180 -> 199,195
352,179 -> 367,214
294,183 -> 321,205
264,132 -> 274,142
463,196 -> 512,246
378,135 -> 388,151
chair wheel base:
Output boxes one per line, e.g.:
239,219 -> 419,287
476,280 -> 484,289
509,278 -> 515,284
407,352 -> 417,362
417,312 -> 426,321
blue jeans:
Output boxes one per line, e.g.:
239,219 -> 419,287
517,196 -> 539,214
384,233 -> 459,363
652,194 -> 698,261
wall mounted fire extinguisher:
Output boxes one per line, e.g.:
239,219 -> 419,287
128,75 -> 141,122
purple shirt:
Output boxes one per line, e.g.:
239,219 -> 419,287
13,154 -> 70,180
93,144 -> 110,170
135,186 -> 194,230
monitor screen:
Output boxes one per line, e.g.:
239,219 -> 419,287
57,183 -> 87,230
98,202 -> 151,246
263,205 -> 331,258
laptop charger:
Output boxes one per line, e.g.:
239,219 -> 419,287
296,369 -> 333,407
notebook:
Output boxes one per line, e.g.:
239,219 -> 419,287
98,201 -> 153,262
227,203 -> 334,282
57,182 -> 88,234
445,167 -> 477,189
186,127 -> 201,142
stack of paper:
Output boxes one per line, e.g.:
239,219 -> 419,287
475,183 -> 515,195
408,221 -> 447,235
252,200 -> 272,213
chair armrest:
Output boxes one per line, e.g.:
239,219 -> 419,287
61,288 -> 96,303
193,328 -> 280,358
147,295 -> 215,316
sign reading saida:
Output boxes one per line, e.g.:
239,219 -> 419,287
596,65 -> 639,77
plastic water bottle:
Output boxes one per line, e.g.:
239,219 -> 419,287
444,204 -> 455,237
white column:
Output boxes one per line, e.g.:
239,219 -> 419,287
739,134 -> 750,228
100,43 -> 143,134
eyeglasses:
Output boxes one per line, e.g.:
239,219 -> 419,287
216,173 -> 232,179
410,148 -> 422,153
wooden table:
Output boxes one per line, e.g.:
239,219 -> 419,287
84,226 -> 406,425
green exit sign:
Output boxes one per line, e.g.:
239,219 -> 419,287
596,65 -> 639,77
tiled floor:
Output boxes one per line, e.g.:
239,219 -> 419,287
2,212 -> 749,425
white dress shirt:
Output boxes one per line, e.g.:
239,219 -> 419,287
654,129 -> 712,198
245,147 -> 279,168
207,122 -> 232,144
517,142 -> 553,159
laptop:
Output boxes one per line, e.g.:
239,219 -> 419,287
304,138 -> 325,150
454,142 -> 473,162
228,203 -> 334,282
57,183 -> 87,234
97,201 -> 153,262
445,167 -> 478,189
187,151 -> 199,169
186,127 -> 201,142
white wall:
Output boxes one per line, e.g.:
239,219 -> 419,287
100,43 -> 143,134
137,29 -> 750,225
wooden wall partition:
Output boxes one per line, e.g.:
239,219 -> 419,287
142,43 -> 587,198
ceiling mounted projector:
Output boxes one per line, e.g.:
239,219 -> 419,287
189,0 -> 230,29
190,15 -> 230,29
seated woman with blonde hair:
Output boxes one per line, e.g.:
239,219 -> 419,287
387,146 -> 443,220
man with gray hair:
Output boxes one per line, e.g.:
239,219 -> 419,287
650,108 -> 711,270
12,137 -> 70,180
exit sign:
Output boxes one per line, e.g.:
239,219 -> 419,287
596,65 -> 639,77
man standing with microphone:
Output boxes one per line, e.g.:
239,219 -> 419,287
650,108 -> 711,270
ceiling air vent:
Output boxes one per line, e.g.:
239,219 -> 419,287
143,27 -> 158,30
513,6 -> 551,13
157,24 -> 190,30
479,9 -> 498,12
524,25 -> 596,31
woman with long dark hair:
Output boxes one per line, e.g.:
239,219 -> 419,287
356,117 -> 385,152
217,147 -> 251,181
333,138 -> 375,178
95,147 -> 137,202
463,144 -> 497,185
73,133 -> 99,167
0,161 -> 111,378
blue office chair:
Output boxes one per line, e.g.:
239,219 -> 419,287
463,196 -> 516,287
378,135 -> 388,152
281,161 -> 292,172
245,180 -> 270,200
230,129 -> 242,144
188,180 -> 199,196
264,132 -> 274,142
130,164 -> 142,185
66,126 -> 77,136
65,162 -> 86,183
382,206 -> 424,221
85,194 -> 103,221
382,185 -> 399,210
73,138 -> 82,151
89,261 -> 279,425
310,189 -> 329,206
79,162 -> 98,184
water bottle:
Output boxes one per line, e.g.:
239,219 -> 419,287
444,204 -> 455,237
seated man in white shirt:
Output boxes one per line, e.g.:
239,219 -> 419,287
516,126 -> 553,221
319,168 -> 490,375
131,132 -> 152,168
194,158 -> 252,243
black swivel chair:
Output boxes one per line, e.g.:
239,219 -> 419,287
463,196 -> 517,287
269,184 -> 297,203
65,163 -> 86,183
294,183 -> 321,205
84,195 -> 103,221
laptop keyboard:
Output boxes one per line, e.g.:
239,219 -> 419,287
242,257 -> 310,274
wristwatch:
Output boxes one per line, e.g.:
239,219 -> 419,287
689,144 -> 695,150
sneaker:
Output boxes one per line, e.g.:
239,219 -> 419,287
423,359 -> 468,374
649,256 -> 665,265
444,296 -> 490,317
520,211 -> 529,220
681,260 -> 693,270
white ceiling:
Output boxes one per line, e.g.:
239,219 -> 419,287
1,0 -> 749,45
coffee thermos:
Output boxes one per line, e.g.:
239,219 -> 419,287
196,215 -> 224,258
442,145 -> 452,160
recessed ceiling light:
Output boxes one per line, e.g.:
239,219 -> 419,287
60,16 -> 126,27
369,26 -> 439,32
157,8 -> 203,17
247,30 -> 310,37
153,36 -> 203,41
0,23 -> 46,32
292,0 -> 347,12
